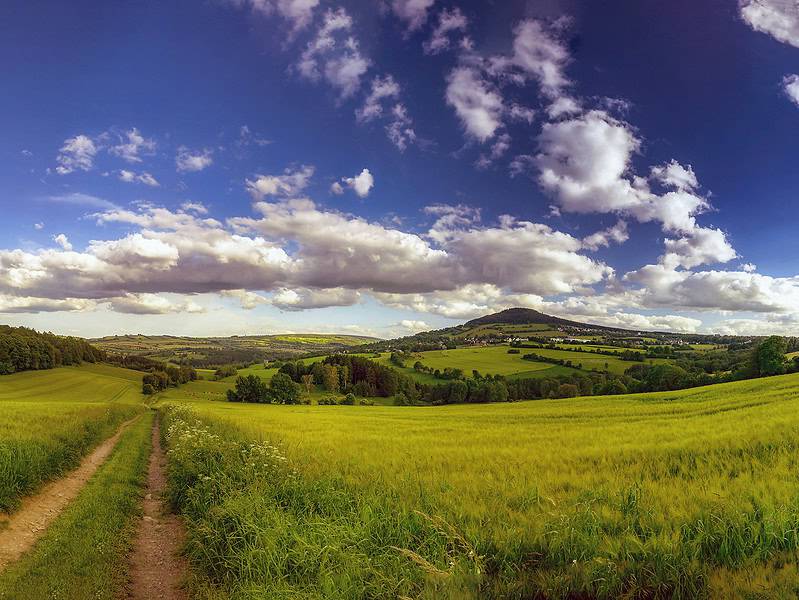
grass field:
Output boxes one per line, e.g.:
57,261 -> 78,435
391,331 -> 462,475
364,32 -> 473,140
0,364 -> 143,512
158,372 -> 799,598
370,345 -> 653,380
0,413 -> 152,599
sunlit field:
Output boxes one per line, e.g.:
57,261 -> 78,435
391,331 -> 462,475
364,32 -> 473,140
0,365 -> 143,512
160,372 -> 799,598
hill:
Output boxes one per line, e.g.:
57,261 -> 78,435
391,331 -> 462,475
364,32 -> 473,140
463,307 -> 621,331
91,333 -> 377,367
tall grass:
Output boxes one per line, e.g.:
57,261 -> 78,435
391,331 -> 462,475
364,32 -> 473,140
161,372 -> 799,598
0,364 -> 143,512
0,413 -> 152,599
161,405 -> 482,599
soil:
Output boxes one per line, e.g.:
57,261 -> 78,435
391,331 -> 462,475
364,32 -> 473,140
127,417 -> 188,600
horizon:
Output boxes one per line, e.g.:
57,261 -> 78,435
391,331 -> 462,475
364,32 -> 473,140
2,0 -> 799,339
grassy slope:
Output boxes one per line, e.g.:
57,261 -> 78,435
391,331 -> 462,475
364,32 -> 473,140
0,364 -> 143,512
161,373 -> 799,598
0,413 -> 152,599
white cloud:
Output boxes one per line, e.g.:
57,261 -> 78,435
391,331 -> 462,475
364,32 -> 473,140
221,288 -> 270,309
298,8 -> 369,98
232,0 -> 319,33
397,319 -> 430,333
108,293 -> 205,315
52,234 -> 73,251
783,73 -> 799,106
272,287 -> 361,310
34,223 -> 44,230
385,103 -> 417,151
424,7 -> 467,54
507,19 -> 571,97
180,201 -> 209,215
509,103 -> 536,124
334,168 -> 374,198
445,66 -> 504,141
118,169 -> 160,186
246,165 -> 314,200
0,294 -> 95,314
582,220 -> 629,251
47,192 -> 118,210
55,135 -> 97,174
390,0 -> 435,31
741,262 -> 758,273
176,147 -> 213,172
740,0 -> 799,47
110,128 -> 156,163
356,75 -> 401,122
660,227 -> 737,270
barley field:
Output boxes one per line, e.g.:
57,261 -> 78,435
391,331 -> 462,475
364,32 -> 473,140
160,372 -> 799,598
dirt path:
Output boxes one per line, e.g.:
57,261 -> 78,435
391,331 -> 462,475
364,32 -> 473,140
127,417 -> 188,600
0,417 -> 138,571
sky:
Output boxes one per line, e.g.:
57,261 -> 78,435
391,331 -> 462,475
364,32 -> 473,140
1,0 -> 798,339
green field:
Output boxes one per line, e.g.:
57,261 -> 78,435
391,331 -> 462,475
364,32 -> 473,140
370,345 -> 654,380
0,413 -> 152,599
157,372 -> 799,598
0,364 -> 143,512
91,333 -> 376,366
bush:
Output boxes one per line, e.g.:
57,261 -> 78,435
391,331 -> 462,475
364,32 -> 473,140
142,383 -> 156,396
341,393 -> 356,405
507,348 -> 520,354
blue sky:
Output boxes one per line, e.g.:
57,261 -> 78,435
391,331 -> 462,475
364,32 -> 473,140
1,0 -> 798,338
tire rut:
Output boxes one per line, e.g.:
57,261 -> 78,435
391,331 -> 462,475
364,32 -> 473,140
127,416 -> 188,600
0,416 -> 139,571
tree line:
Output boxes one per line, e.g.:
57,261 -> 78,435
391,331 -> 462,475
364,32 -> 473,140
106,353 -> 197,394
0,325 -> 104,375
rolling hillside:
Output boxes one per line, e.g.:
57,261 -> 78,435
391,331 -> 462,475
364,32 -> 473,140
91,333 -> 377,367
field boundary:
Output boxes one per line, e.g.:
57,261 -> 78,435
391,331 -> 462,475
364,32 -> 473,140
0,415 -> 140,571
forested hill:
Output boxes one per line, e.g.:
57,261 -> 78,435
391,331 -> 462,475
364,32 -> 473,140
0,325 -> 104,375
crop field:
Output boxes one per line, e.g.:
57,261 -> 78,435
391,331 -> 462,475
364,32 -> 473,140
158,372 -> 799,598
371,345 -> 654,380
91,333 -> 376,366
0,365 -> 143,512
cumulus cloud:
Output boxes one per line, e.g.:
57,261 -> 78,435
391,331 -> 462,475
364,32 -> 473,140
333,168 -> 374,198
390,0 -> 435,31
55,135 -> 97,174
356,75 -> 417,150
180,201 -> 209,215
52,234 -> 73,251
237,0 -> 319,33
298,8 -> 369,98
109,128 -> 156,163
424,7 -> 467,54
445,66 -> 504,141
0,294 -> 95,314
176,147 -> 213,172
246,165 -> 314,200
119,169 -> 160,186
740,0 -> 799,47
582,220 -> 629,251
783,73 -> 799,106
272,287 -> 361,310
627,265 -> 799,314
108,293 -> 205,315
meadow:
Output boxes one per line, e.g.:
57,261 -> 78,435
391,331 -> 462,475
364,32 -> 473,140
159,372 -> 799,598
0,364 -> 143,512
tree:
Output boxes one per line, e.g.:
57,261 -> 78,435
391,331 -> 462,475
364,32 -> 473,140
301,373 -> 314,395
322,364 -> 340,392
270,372 -> 301,404
752,336 -> 788,377
227,374 -> 269,403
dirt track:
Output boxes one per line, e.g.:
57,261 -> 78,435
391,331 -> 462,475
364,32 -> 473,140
127,417 -> 188,600
0,417 -> 137,571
